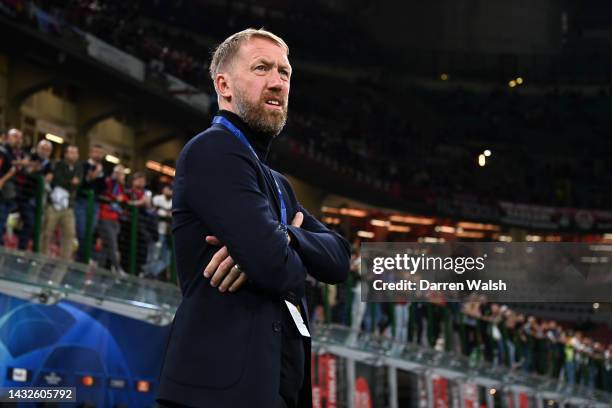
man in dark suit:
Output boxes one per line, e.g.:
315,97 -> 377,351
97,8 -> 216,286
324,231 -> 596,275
157,29 -> 351,408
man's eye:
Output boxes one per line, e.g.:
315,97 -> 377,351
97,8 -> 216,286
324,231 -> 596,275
255,65 -> 267,71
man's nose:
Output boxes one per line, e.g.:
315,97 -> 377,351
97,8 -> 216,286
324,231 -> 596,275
267,70 -> 285,90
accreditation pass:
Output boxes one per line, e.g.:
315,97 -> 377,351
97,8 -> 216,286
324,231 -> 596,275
0,387 -> 76,402
284,300 -> 311,337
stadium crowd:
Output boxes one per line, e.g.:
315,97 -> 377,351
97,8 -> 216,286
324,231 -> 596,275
2,0 -> 612,395
1,124 -> 609,394
285,80 -> 612,209
305,243 -> 612,393
0,128 -> 174,280
3,0 -> 611,211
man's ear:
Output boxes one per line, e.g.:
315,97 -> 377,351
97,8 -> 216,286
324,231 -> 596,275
215,73 -> 232,101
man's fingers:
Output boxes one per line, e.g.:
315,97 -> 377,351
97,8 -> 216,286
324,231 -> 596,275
205,235 -> 222,246
210,256 -> 235,287
291,211 -> 304,228
218,266 -> 241,292
203,246 -> 228,277
228,272 -> 248,293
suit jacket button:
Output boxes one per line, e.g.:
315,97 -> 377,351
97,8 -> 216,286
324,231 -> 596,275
272,321 -> 281,332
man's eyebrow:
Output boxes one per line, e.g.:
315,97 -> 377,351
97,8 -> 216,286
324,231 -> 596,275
251,56 -> 272,65
251,57 -> 292,72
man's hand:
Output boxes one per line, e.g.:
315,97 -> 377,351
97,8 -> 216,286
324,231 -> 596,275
287,211 -> 303,244
203,242 -> 246,293
203,212 -> 304,292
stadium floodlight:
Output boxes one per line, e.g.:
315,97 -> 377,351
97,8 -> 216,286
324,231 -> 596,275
418,237 -> 445,242
508,80 -> 517,88
322,216 -> 341,225
516,77 -> 524,84
45,133 -> 64,144
389,215 -> 435,225
434,225 -> 456,233
357,230 -> 374,238
478,154 -> 486,166
484,149 -> 491,157
370,219 -> 390,227
387,225 -> 411,232
526,235 -> 542,242
145,160 -> 176,176
456,230 -> 484,238
440,73 -> 449,81
105,154 -> 120,164
457,222 -> 500,231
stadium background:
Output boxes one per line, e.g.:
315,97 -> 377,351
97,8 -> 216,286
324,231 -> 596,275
0,0 -> 611,406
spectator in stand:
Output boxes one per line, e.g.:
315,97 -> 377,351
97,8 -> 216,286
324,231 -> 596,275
0,129 -> 20,245
42,144 -> 82,259
97,164 -> 127,274
142,183 -> 172,279
31,139 -> 53,173
15,139 -> 53,250
604,344 -> 612,391
31,139 -> 54,199
125,171 -> 151,209
75,144 -> 106,262
122,171 -> 152,274
591,342 -> 605,390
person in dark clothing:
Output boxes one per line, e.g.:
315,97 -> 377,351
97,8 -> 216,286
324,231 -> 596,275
0,129 -> 25,245
75,144 -> 106,262
157,29 -> 350,408
15,139 -> 53,250
42,144 -> 82,258
120,171 -> 153,274
97,164 -> 127,274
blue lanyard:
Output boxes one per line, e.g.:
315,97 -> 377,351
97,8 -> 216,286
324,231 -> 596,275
212,115 -> 287,225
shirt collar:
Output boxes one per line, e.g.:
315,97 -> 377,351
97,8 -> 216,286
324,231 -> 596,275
217,110 -> 273,162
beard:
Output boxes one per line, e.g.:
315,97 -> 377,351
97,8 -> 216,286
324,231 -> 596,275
233,87 -> 288,137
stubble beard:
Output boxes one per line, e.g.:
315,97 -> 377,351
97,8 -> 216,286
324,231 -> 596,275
233,87 -> 288,137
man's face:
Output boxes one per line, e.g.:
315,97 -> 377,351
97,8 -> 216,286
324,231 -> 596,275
90,147 -> 104,162
114,167 -> 126,184
65,146 -> 79,163
229,37 -> 291,137
7,131 -> 23,148
37,141 -> 52,159
163,185 -> 172,198
132,176 -> 146,190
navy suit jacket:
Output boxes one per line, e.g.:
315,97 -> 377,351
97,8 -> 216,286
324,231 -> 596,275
157,117 -> 351,408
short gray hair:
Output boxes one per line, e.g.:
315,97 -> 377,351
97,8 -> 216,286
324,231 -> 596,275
209,28 -> 289,82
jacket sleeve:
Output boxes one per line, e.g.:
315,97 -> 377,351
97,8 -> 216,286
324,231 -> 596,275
183,132 -> 306,295
286,205 -> 351,285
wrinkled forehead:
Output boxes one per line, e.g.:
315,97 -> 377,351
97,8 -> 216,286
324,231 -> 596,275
236,37 -> 290,66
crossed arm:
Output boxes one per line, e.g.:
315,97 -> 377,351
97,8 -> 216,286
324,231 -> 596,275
185,133 -> 350,294
203,211 -> 304,292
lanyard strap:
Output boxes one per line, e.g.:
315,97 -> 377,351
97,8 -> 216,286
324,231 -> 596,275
212,116 -> 287,225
